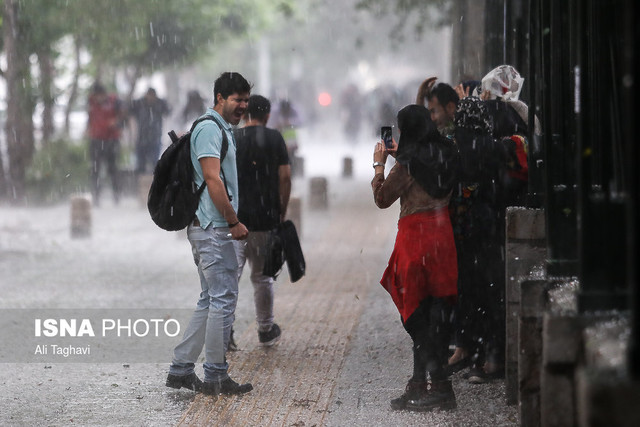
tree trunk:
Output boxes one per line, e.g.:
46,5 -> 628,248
38,49 -> 56,145
125,63 -> 142,102
64,36 -> 82,136
3,0 -> 36,202
0,138 -> 6,200
450,0 -> 487,82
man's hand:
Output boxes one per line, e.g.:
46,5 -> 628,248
230,222 -> 249,240
416,76 -> 438,105
455,83 -> 471,99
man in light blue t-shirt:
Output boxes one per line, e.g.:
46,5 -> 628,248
166,72 -> 253,396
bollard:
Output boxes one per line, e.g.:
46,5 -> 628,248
138,174 -> 154,207
70,193 -> 92,238
309,177 -> 328,210
576,367 -> 640,427
292,155 -> 305,177
287,197 -> 302,238
519,279 -> 548,427
505,207 -> 546,405
342,157 -> 353,178
541,311 -> 581,427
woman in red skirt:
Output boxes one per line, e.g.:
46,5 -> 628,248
371,104 -> 459,412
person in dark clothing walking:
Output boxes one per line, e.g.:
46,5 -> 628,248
233,95 -> 291,346
129,88 -> 170,174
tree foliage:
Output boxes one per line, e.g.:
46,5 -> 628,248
0,0 -> 293,201
355,0 -> 452,41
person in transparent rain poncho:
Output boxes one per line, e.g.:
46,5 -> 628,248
469,64 -> 541,136
372,105 -> 459,412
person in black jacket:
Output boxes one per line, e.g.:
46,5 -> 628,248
129,88 -> 170,174
447,97 -> 511,382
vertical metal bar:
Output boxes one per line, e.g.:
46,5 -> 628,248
527,0 -> 544,209
503,0 -> 507,64
623,0 -> 639,379
544,0 -> 579,277
578,0 -> 628,312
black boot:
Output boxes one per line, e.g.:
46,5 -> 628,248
166,372 -> 204,391
390,380 -> 426,410
405,379 -> 457,412
202,377 -> 253,396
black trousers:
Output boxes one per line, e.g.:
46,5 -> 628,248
90,139 -> 120,203
403,296 -> 454,381
453,213 -> 506,366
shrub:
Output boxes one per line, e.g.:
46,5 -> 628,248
26,139 -> 89,204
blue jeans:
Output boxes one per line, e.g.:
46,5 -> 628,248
169,224 -> 239,382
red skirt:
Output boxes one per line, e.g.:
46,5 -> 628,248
380,209 -> 458,322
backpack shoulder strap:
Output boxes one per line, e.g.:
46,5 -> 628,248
190,115 -> 228,162
190,115 -> 231,201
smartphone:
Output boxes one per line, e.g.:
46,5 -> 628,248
381,126 -> 393,149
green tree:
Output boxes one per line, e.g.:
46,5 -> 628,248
355,0 -> 452,38
1,0 -> 291,202
2,0 -> 36,202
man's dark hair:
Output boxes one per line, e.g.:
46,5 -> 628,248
213,72 -> 251,105
247,95 -> 271,121
91,82 -> 106,95
427,83 -> 459,108
485,99 -> 528,137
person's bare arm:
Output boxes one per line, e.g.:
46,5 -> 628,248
455,83 -> 471,99
278,164 -> 292,222
199,157 -> 248,239
416,76 -> 437,105
371,143 -> 411,209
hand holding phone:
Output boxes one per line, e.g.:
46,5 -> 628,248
381,126 -> 393,150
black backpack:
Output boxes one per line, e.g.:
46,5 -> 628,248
147,116 -> 228,231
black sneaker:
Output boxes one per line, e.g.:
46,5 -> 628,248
202,377 -> 253,395
258,323 -> 281,346
166,372 -> 203,392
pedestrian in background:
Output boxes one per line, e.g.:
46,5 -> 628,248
86,82 -> 124,206
233,94 -> 291,347
271,99 -> 302,175
129,87 -> 170,175
166,72 -> 253,396
372,104 -> 459,412
181,89 -> 206,128
447,96 -> 509,382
